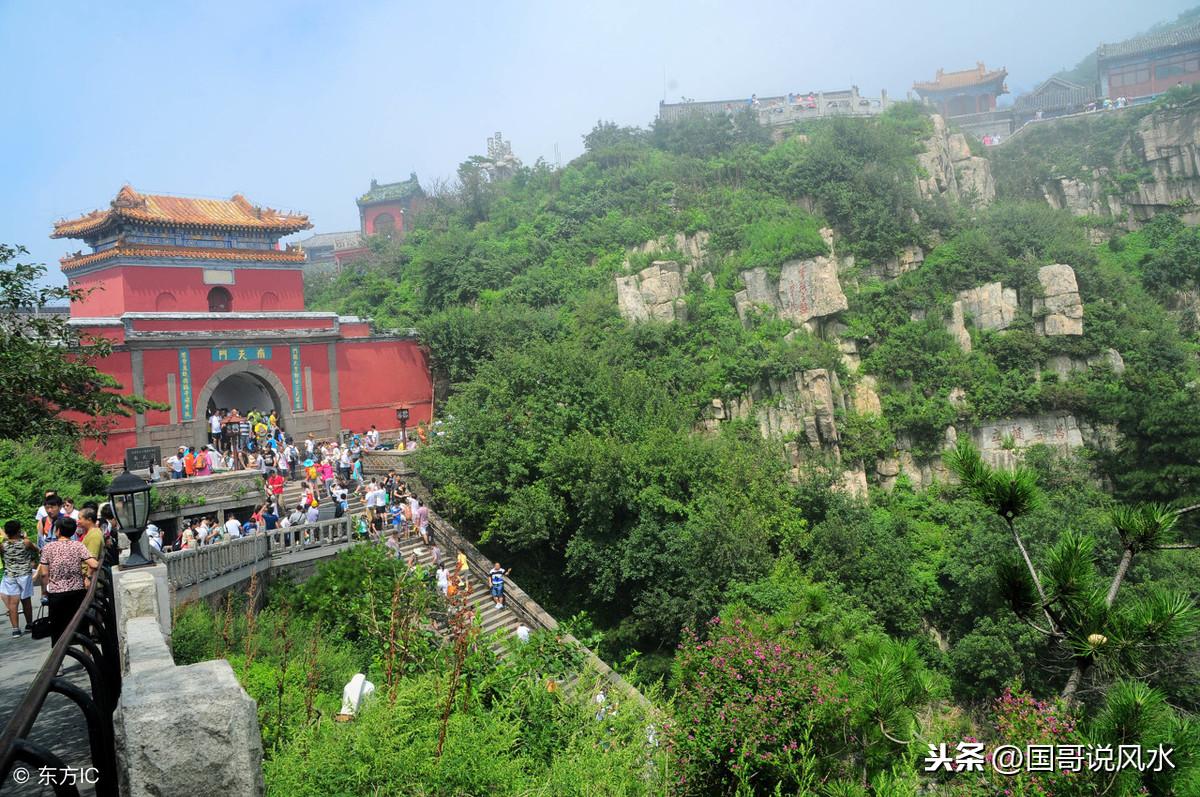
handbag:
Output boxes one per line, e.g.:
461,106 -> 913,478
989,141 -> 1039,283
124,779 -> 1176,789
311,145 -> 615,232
30,601 -> 51,640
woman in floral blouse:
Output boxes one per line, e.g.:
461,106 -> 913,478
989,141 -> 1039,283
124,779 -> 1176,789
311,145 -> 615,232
36,517 -> 99,646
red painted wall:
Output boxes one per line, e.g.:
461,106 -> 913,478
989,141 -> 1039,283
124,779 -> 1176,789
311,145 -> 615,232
69,271 -> 128,317
65,349 -> 137,464
361,203 -> 406,236
298,343 -> 332,411
335,339 -> 433,433
141,349 -> 182,427
74,337 -> 431,464
68,265 -> 305,316
129,316 -> 336,333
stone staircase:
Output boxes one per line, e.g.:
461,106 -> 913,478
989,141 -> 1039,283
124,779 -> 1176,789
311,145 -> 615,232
397,535 -> 526,655
272,472 -> 635,700
277,480 -> 523,650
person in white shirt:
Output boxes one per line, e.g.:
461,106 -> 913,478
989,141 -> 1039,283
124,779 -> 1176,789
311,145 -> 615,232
168,449 -> 186,480
366,426 -> 379,449
515,623 -> 531,643
305,503 -> 320,524
435,566 -> 449,596
209,411 -> 223,449
224,516 -> 242,540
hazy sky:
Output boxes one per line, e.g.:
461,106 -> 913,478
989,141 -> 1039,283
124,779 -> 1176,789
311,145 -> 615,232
2,0 -> 1194,284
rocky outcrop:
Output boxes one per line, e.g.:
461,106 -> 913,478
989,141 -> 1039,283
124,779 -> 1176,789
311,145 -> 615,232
701,368 -> 845,462
1044,348 -> 1125,380
1041,105 -> 1200,226
852,375 -> 882,415
866,244 -> 925,281
629,230 -> 710,263
735,257 -> 847,327
971,413 -> 1083,470
956,282 -> 1018,331
917,115 -> 996,208
1034,264 -> 1083,336
945,301 -> 972,352
616,261 -> 692,322
616,232 -> 712,323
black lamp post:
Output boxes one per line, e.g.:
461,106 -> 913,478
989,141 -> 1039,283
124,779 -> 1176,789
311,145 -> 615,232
396,405 -> 410,448
107,468 -> 152,568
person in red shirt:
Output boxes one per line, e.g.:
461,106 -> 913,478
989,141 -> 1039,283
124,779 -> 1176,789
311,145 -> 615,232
267,472 -> 285,503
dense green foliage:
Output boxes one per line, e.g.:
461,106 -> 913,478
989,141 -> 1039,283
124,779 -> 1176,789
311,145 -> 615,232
174,546 -> 667,795
0,436 -> 107,529
0,246 -> 158,441
259,98 -> 1200,792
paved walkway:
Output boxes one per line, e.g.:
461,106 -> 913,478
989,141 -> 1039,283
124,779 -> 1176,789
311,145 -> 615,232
0,625 -> 96,796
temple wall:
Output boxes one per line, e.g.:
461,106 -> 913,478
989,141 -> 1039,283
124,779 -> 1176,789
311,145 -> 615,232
69,264 -> 305,315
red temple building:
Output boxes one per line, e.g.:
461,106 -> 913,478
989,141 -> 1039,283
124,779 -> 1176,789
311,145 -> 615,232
1097,22 -> 1200,100
913,62 -> 1009,117
54,185 -> 434,464
298,175 -> 426,270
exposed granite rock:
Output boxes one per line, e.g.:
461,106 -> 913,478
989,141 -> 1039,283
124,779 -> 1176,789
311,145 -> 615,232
616,232 -> 711,323
956,282 -> 1018,331
853,375 -> 882,415
1044,355 -> 1087,380
867,244 -> 925,281
616,261 -> 690,322
838,468 -> 869,499
1089,347 -> 1125,374
945,300 -> 972,352
1034,264 -> 1083,336
735,258 -> 848,326
1041,106 -> 1200,226
629,230 -> 710,264
971,413 -> 1083,470
700,369 -> 844,455
916,114 -> 996,208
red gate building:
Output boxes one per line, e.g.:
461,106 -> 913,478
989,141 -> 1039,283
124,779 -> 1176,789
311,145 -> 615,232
54,186 -> 434,464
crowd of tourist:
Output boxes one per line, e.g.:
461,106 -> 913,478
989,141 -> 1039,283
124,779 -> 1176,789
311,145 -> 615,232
0,420 -> 522,655
1,492 -> 118,646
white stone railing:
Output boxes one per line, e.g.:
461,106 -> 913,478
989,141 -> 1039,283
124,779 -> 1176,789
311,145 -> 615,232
162,535 -> 270,590
160,517 -> 355,593
264,516 -> 354,553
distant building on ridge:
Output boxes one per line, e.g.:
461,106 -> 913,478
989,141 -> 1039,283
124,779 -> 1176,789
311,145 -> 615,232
297,173 -> 425,272
1097,22 -> 1200,99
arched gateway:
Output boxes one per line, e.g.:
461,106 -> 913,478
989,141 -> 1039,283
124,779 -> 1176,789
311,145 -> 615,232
52,185 -> 435,465
193,363 -> 294,446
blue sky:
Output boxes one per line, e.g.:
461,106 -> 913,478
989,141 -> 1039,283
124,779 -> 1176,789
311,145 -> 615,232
1,0 -> 1194,284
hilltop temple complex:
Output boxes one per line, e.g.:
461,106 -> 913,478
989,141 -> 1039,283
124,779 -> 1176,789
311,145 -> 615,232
54,185 -> 433,465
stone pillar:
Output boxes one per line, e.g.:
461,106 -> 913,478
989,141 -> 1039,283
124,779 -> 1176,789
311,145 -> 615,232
113,568 -> 265,796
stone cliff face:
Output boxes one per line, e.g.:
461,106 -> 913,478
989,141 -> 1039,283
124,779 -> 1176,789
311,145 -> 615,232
616,220 -> 1104,497
944,265 -> 1084,348
733,228 -> 848,328
1041,105 -> 1200,225
615,232 -> 712,323
917,115 -> 996,209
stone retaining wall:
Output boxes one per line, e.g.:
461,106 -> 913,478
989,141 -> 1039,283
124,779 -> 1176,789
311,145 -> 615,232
114,565 -> 264,796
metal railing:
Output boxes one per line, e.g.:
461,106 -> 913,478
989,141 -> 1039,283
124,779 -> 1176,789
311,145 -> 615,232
0,567 -> 122,797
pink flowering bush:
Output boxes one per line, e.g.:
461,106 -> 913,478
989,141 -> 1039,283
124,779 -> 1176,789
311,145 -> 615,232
941,686 -> 1100,797
667,616 -> 851,795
